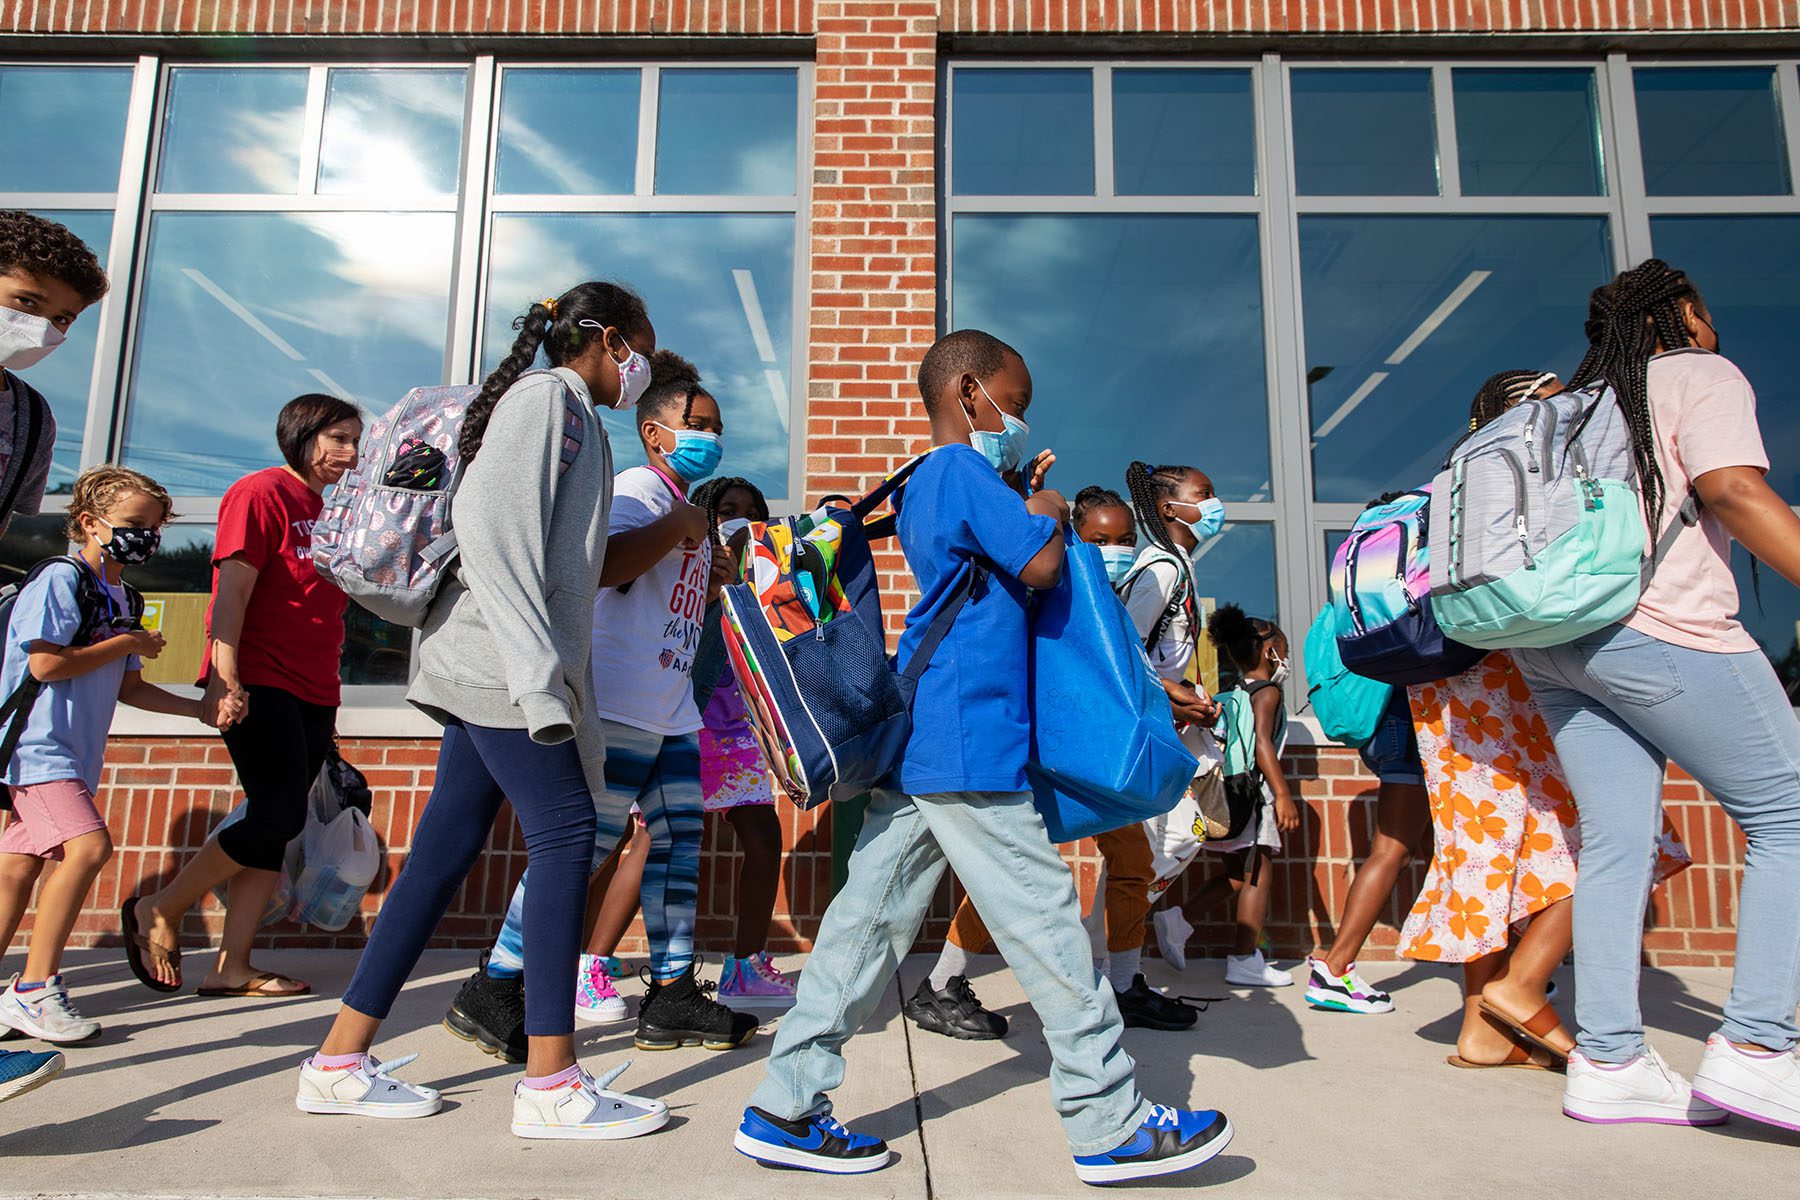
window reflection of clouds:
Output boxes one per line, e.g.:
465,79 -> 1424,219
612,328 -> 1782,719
158,68 -> 309,194
0,66 -> 134,192
952,69 -> 1094,196
950,213 -> 1271,503
655,70 -> 798,196
123,212 -> 454,494
1192,522 -> 1279,626
26,211 -> 110,494
1301,215 -> 1612,503
495,69 -> 640,195
484,213 -> 795,499
318,69 -> 467,196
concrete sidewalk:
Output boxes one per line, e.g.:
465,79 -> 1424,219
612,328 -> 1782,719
0,951 -> 1792,1198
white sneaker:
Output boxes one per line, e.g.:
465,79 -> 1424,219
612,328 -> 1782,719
296,1052 -> 443,1119
1562,1046 -> 1727,1126
0,975 -> 100,1044
1693,1033 -> 1800,1132
511,1061 -> 669,1140
1303,956 -> 1395,1015
575,954 -> 629,1024
1153,909 -> 1194,973
1224,950 -> 1292,988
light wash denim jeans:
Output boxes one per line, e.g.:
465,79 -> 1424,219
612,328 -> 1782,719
1516,623 -> 1800,1062
748,787 -> 1149,1155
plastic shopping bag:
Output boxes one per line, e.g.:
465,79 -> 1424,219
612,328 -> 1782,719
286,752 -> 381,931
206,804 -> 294,929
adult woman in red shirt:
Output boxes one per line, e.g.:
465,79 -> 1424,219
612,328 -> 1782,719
122,393 -> 361,997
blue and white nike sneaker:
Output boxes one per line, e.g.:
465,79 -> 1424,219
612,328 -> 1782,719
1073,1104 -> 1233,1185
734,1106 -> 893,1174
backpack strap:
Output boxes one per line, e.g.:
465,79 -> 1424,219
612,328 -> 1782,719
1641,487 -> 1702,589
0,378 -> 47,530
1122,548 -> 1195,658
0,558 -> 106,799
895,561 -> 987,705
850,450 -> 944,544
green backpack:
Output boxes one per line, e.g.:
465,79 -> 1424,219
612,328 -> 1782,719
1212,680 -> 1276,844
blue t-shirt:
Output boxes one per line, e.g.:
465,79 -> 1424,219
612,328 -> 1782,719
1,561 -> 138,792
892,444 -> 1058,796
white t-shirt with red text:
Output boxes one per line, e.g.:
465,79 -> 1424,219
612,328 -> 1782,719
591,465 -> 712,735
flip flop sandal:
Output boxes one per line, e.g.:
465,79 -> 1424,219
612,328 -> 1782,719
196,971 -> 311,998
1480,997 -> 1573,1064
1445,1043 -> 1562,1071
119,900 -> 182,994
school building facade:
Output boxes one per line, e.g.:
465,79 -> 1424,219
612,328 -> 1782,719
4,1 -> 1794,965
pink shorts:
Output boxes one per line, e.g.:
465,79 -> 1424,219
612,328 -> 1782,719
0,779 -> 107,860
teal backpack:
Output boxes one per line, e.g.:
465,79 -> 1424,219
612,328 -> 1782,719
1212,680 -> 1277,843
1302,603 -> 1393,749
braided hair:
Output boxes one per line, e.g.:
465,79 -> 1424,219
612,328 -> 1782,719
1124,461 -> 1196,559
689,475 -> 769,541
1469,369 -> 1557,433
1072,485 -> 1129,527
461,280 -> 649,465
1207,603 -> 1275,674
1565,259 -> 1705,530
638,349 -> 706,431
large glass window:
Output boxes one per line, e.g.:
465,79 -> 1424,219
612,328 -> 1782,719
1454,68 -> 1605,196
655,68 -> 799,196
951,68 -> 1095,196
157,67 -> 310,194
1291,69 -> 1438,196
0,65 -> 134,191
1112,69 -> 1256,196
495,68 -> 641,195
1635,67 -> 1791,196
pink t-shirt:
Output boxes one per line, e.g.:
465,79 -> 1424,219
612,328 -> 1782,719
1625,349 -> 1770,654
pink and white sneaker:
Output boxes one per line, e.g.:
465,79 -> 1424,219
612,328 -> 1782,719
719,952 -> 798,1010
575,954 -> 629,1024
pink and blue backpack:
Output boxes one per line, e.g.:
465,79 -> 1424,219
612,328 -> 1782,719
1330,486 -> 1484,686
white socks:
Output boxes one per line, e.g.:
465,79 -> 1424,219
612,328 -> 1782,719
1107,947 -> 1142,993
929,941 -> 973,992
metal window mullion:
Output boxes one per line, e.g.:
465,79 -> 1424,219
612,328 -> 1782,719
783,60 -> 812,510
636,66 -> 660,198
298,65 -> 328,197
1291,194 -> 1613,215
483,193 -> 797,214
144,193 -> 460,213
0,193 -> 120,208
446,55 -> 497,387
1639,194 -> 1800,215
1604,53 -> 1655,267
79,54 -> 159,476
1433,63 -> 1462,199
1093,65 -> 1114,199
947,194 -> 1260,214
1778,64 -> 1800,196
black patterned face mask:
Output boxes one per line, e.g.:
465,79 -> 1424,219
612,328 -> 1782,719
101,521 -> 161,566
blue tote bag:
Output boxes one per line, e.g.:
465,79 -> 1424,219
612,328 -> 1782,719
1027,530 -> 1199,843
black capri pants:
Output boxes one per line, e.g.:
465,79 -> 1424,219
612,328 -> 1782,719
217,684 -> 337,872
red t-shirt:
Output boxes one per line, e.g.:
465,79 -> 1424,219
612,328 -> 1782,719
200,466 -> 345,707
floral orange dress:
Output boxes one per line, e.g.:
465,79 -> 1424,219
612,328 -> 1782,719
1400,651 -> 1690,964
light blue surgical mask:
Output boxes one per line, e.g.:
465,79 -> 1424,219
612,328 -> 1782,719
1169,497 -> 1226,541
964,379 -> 1029,475
1097,544 -> 1137,587
654,423 -> 723,483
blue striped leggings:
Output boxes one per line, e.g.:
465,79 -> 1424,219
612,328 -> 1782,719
490,719 -> 704,982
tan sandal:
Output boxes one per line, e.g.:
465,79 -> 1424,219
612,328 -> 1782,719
1446,1043 -> 1562,1071
120,900 -> 181,993
1480,997 -> 1573,1063
196,971 -> 311,998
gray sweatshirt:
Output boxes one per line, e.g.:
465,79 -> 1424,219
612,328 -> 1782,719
408,366 -> 613,780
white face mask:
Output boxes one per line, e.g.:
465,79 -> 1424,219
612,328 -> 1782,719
717,516 -> 752,544
576,320 -> 652,410
0,306 -> 65,371
1269,653 -> 1291,686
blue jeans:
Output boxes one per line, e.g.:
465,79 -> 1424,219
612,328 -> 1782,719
490,720 -> 703,982
748,787 -> 1149,1155
1357,687 -> 1425,786
1516,624 -> 1800,1061
342,720 -> 596,1037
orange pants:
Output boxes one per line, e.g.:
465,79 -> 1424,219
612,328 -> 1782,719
946,823 -> 1156,955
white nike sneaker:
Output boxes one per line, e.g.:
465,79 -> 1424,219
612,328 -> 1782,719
1153,909 -> 1194,973
1562,1046 -> 1727,1126
511,1061 -> 669,1140
296,1052 -> 443,1119
0,975 -> 100,1044
1224,950 -> 1293,988
1692,1033 -> 1800,1132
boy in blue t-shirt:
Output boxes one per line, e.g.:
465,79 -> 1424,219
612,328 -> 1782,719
737,331 -> 1234,1185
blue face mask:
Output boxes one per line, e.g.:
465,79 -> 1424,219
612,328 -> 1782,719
1097,544 -> 1137,587
1170,497 -> 1226,541
655,424 -> 723,483
965,379 -> 1029,475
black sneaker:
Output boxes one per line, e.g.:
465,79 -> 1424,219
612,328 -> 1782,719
443,953 -> 526,1063
1114,974 -> 1199,1031
903,975 -> 1007,1041
635,964 -> 760,1051
1073,1104 -> 1233,1184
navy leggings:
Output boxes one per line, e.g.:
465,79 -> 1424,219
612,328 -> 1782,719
342,719 -> 596,1037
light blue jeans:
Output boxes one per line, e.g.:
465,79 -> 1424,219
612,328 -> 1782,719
749,787 -> 1148,1155
1516,624 -> 1800,1062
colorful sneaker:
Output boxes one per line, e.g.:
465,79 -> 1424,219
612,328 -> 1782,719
1224,950 -> 1292,988
720,952 -> 799,1010
576,954 -> 629,1024
1304,956 -> 1394,1015
0,975 -> 101,1044
511,1061 -> 669,1140
1562,1046 -> 1727,1126
295,1052 -> 443,1119
0,1048 -> 64,1103
734,1106 -> 893,1174
1072,1104 -> 1233,1185
1692,1034 -> 1800,1132
1152,908 -> 1194,972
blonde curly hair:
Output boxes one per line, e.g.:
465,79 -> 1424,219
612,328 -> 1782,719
64,465 -> 175,543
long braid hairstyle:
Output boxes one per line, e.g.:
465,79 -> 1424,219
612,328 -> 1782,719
1125,460 -> 1201,652
689,475 -> 769,542
1564,258 -> 1704,531
1469,369 -> 1557,433
461,280 -> 649,466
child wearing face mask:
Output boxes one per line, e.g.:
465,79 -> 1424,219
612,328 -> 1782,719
0,212 -> 109,539
472,349 -> 760,1058
0,467 -> 202,1046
